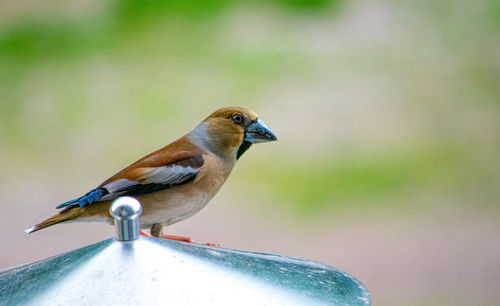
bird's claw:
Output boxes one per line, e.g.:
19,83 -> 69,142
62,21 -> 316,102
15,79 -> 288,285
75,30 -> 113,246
140,231 -> 219,247
161,234 -> 193,243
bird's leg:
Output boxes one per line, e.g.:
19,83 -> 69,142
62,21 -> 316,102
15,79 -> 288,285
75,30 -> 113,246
150,222 -> 165,238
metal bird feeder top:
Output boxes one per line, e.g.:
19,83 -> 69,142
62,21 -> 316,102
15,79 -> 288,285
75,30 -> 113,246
0,197 -> 370,305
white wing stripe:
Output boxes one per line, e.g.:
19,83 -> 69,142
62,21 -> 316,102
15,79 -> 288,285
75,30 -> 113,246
101,165 -> 199,199
104,179 -> 137,193
141,165 -> 198,184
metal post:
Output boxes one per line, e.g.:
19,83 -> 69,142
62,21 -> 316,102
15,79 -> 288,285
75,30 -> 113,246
109,196 -> 143,241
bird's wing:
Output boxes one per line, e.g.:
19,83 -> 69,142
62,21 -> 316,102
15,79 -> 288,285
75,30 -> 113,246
56,152 -> 204,210
100,162 -> 200,199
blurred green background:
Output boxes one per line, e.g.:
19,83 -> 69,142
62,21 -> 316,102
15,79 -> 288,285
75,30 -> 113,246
1,0 -> 499,305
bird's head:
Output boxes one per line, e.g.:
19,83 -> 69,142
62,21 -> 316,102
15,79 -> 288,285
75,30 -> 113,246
189,107 -> 277,160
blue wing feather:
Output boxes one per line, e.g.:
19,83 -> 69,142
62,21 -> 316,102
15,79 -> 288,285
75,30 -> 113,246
56,188 -> 108,209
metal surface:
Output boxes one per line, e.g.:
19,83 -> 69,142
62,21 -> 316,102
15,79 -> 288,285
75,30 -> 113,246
0,196 -> 371,305
109,196 -> 142,241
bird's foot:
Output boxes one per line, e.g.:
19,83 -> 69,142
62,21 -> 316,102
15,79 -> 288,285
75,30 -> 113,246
140,231 -> 219,247
162,235 -> 220,247
162,234 -> 193,243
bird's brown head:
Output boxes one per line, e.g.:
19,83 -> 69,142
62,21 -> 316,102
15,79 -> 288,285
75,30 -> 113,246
189,107 -> 277,160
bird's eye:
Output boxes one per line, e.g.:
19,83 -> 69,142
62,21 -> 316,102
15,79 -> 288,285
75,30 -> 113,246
231,114 -> 244,125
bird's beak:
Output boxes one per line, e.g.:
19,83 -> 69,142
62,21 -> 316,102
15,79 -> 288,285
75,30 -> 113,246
244,118 -> 278,143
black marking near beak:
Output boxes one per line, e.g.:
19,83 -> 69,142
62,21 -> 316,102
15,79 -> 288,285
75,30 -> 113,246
237,118 -> 277,159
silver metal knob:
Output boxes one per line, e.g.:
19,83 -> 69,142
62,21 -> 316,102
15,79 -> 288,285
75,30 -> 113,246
110,197 -> 143,241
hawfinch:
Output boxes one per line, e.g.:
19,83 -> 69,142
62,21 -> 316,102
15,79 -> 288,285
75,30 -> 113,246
25,107 -> 277,237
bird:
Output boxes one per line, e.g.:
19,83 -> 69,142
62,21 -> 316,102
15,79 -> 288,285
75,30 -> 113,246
25,107 -> 277,238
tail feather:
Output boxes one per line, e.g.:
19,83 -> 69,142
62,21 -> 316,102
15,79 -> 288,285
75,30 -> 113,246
25,209 -> 81,234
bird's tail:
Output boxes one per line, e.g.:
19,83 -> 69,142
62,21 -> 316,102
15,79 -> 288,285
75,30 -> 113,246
24,208 -> 82,234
